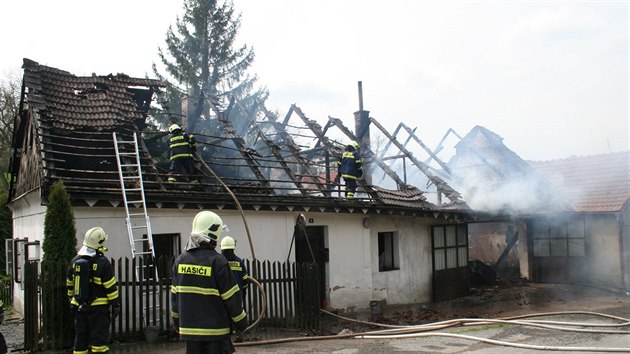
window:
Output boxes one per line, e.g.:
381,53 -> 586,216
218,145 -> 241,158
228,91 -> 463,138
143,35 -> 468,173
531,219 -> 585,257
12,239 -> 28,284
432,224 -> 468,271
5,239 -> 12,278
378,232 -> 399,272
144,233 -> 181,278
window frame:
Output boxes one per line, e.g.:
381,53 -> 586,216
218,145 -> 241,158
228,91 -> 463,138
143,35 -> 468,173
378,231 -> 399,272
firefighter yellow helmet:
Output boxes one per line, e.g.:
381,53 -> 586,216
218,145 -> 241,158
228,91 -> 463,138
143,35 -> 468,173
83,227 -> 109,249
169,124 -> 182,133
191,211 -> 226,240
220,235 -> 236,250
350,141 -> 360,149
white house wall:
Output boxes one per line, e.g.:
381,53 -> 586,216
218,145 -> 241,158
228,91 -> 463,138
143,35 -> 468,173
9,190 -> 46,316
16,202 -> 457,312
622,206 -> 630,292
586,214 -> 623,289
370,216 -> 434,306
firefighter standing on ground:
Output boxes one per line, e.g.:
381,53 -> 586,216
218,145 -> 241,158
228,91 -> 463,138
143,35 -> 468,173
220,236 -> 250,307
337,141 -> 363,198
171,211 -> 247,354
168,123 -> 198,183
66,227 -> 120,354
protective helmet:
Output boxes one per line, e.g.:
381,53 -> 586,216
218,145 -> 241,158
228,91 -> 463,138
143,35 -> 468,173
350,141 -> 360,150
191,211 -> 226,240
220,235 -> 236,250
83,227 -> 109,249
169,124 -> 182,133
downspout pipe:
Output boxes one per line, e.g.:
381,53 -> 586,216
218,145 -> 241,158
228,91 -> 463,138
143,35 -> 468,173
617,212 -> 628,294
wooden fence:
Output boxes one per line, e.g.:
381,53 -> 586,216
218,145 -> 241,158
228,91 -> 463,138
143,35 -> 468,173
25,256 -> 321,351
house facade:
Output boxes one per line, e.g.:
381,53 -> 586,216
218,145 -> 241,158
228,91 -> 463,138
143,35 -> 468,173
445,126 -> 629,292
8,59 -> 476,316
527,151 -> 630,292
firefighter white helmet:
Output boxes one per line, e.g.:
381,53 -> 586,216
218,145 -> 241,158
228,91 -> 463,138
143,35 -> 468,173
83,227 -> 109,249
191,211 -> 226,241
169,124 -> 182,133
220,235 -> 236,250
350,141 -> 360,150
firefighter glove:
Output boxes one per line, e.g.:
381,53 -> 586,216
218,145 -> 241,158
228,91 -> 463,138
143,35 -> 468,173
111,305 -> 121,320
234,319 -> 247,333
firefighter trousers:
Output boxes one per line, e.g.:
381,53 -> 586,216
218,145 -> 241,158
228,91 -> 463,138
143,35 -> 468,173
74,306 -> 111,353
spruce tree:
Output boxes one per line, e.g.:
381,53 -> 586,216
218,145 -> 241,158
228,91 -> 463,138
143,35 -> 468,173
153,0 -> 267,133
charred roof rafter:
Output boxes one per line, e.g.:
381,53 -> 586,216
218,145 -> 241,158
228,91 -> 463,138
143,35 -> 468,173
369,117 -> 464,204
326,116 -> 410,193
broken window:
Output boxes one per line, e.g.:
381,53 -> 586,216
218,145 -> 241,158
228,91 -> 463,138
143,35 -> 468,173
143,233 -> 180,279
378,231 -> 399,272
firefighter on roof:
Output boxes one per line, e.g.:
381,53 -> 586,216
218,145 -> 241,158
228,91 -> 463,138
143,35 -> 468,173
171,211 -> 247,354
66,227 -> 120,354
168,123 -> 198,183
337,141 -> 363,198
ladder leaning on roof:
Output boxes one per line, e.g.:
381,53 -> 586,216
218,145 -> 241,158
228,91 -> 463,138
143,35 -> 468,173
112,132 -> 155,261
113,132 -> 162,325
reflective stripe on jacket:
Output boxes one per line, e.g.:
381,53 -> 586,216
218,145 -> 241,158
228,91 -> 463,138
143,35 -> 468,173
171,246 -> 246,340
224,253 -> 249,297
168,132 -> 197,161
338,150 -> 363,179
66,254 -> 119,308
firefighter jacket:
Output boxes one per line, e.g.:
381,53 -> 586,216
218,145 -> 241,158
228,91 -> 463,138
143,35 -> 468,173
171,245 -> 247,340
168,131 -> 197,161
222,251 -> 250,300
338,148 -> 363,180
66,253 -> 120,308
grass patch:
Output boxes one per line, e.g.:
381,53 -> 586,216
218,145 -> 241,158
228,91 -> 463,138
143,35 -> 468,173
453,323 -> 509,333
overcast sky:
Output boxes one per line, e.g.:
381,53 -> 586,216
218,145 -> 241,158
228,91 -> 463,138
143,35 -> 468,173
0,0 -> 627,161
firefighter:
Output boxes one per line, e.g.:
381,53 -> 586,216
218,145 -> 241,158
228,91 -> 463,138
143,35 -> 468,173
168,123 -> 198,183
171,211 -> 247,354
66,227 -> 120,354
220,235 -> 250,307
337,141 -> 363,198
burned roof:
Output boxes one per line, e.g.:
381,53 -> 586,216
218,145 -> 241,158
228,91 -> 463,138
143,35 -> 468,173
8,59 -> 474,220
21,58 -> 163,131
530,151 -> 630,212
445,125 -> 560,212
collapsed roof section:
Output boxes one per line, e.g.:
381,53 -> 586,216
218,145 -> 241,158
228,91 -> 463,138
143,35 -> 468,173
9,59 -> 166,204
10,60 -> 479,219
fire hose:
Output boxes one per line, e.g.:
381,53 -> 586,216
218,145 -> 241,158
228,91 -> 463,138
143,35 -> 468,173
194,153 -> 266,331
234,310 -> 630,352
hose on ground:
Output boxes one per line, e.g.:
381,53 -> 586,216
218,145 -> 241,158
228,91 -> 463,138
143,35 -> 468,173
234,309 -> 630,352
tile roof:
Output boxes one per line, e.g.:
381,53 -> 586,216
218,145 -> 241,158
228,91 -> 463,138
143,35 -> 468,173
22,58 -> 164,131
530,151 -> 630,212
447,126 -> 558,212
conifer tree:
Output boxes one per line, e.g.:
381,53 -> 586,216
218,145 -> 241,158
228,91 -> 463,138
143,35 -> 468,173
42,180 -> 77,263
153,0 -> 267,133
0,192 -> 12,274
41,180 -> 77,348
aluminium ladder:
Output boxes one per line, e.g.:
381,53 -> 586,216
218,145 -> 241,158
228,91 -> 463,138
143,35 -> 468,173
112,132 -> 155,262
113,132 -> 160,325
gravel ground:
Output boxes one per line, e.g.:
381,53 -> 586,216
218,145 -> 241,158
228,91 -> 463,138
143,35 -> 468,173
3,282 -> 629,353
1,312 -> 25,353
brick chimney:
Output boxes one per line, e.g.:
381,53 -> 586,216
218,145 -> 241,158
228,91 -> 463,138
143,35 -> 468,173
354,81 -> 372,185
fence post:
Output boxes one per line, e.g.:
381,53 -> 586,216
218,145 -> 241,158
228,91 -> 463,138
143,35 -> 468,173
23,260 -> 39,352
